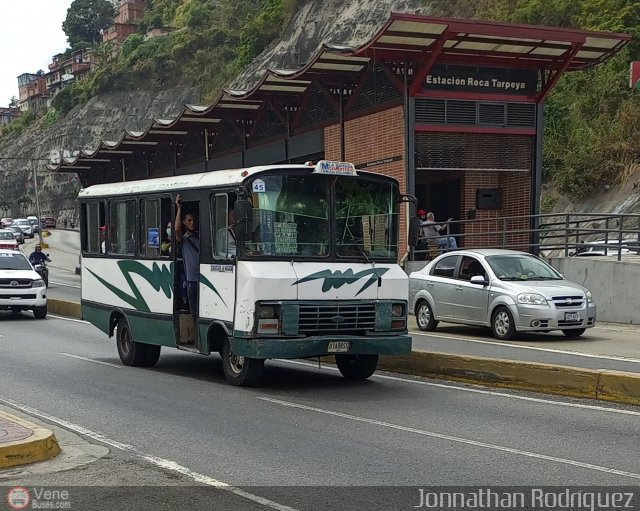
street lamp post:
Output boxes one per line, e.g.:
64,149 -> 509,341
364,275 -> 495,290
32,162 -> 45,246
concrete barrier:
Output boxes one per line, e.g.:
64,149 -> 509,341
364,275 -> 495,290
0,411 -> 60,469
48,299 -> 82,319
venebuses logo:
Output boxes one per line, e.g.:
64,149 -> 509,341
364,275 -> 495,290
6,486 -> 30,510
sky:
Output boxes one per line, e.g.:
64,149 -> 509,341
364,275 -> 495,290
0,0 -> 73,107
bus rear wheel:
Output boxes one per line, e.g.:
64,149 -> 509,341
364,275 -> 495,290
116,317 -> 161,367
221,336 -> 264,386
335,354 -> 379,381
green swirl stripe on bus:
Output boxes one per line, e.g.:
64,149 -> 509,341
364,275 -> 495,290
293,268 -> 389,296
88,261 -> 227,312
87,261 -> 174,312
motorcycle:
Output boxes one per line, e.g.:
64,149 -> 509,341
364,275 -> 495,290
32,258 -> 50,288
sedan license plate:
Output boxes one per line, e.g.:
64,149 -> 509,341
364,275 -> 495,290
565,312 -> 580,322
327,341 -> 351,353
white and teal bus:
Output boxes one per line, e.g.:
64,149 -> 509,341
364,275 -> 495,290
79,161 -> 411,386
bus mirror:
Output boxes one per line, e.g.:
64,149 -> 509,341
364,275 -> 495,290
408,217 -> 420,247
233,199 -> 252,241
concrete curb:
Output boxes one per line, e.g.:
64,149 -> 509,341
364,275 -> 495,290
0,411 -> 61,469
48,299 -> 82,318
45,299 -> 640,406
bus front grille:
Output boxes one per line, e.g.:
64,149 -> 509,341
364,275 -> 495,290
298,303 -> 376,334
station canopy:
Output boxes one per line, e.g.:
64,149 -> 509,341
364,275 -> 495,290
49,12 -> 630,178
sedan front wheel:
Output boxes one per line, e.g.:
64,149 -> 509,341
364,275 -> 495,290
416,300 -> 438,331
492,306 -> 517,340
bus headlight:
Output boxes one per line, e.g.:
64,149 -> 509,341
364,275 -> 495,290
259,305 -> 277,319
391,302 -> 406,330
257,304 -> 281,334
392,303 -> 404,317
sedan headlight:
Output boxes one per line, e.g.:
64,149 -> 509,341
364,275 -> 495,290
517,293 -> 548,306
32,279 -> 46,288
586,290 -> 594,304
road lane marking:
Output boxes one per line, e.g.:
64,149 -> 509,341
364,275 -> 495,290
280,360 -> 640,416
48,314 -> 89,324
257,396 -> 640,480
49,281 -> 81,289
410,330 -> 640,364
59,353 -> 122,368
0,396 -> 298,511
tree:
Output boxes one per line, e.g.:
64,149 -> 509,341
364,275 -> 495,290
62,0 -> 117,49
8,96 -> 18,108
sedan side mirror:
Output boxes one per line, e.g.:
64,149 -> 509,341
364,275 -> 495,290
470,275 -> 487,286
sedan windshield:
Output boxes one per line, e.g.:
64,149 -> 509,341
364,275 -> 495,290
0,253 -> 32,270
486,254 -> 562,281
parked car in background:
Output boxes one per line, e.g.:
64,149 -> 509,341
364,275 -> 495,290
8,225 -> 24,244
409,249 -> 597,340
0,249 -> 47,318
569,239 -> 636,257
26,215 -> 39,234
12,218 -> 34,238
40,216 -> 56,229
0,229 -> 19,250
0,218 -> 13,228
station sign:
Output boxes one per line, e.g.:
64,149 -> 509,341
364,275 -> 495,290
424,64 -> 538,95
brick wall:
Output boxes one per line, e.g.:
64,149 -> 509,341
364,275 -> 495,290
325,106 -> 408,258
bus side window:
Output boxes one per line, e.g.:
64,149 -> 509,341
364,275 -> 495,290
211,193 -> 236,260
140,197 -> 171,257
109,200 -> 136,256
82,202 -> 105,254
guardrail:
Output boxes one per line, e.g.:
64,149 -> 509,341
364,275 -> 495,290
412,212 -> 640,261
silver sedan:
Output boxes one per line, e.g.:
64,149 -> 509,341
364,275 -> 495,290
409,249 -> 597,339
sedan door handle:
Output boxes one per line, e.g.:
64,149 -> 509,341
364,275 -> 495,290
455,286 -> 463,291
426,282 -> 434,288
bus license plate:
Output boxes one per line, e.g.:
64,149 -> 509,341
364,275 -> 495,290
328,341 -> 351,353
565,312 -> 580,322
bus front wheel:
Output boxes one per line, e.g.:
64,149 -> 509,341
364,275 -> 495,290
116,317 -> 161,367
335,354 -> 379,381
221,337 -> 264,386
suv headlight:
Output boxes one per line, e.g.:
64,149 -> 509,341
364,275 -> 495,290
586,290 -> 594,304
32,279 -> 45,288
517,293 -> 548,306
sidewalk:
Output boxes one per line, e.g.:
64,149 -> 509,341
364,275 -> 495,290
0,410 -> 60,469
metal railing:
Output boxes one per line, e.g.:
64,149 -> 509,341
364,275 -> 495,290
412,212 -> 640,262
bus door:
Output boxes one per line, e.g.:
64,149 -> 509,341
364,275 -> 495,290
174,196 -> 202,350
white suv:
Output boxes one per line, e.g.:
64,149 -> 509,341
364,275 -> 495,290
13,218 -> 34,238
0,249 -> 47,318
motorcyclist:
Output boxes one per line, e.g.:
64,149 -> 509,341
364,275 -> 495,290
29,245 -> 50,266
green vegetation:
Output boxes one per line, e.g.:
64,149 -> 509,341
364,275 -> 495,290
428,0 -> 640,199
62,0 -> 117,49
52,0 -> 300,116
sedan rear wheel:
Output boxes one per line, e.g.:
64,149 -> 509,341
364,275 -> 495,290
492,306 -> 517,340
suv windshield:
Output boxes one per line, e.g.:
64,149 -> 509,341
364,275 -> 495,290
486,254 -> 562,281
243,172 -> 399,260
0,252 -> 32,270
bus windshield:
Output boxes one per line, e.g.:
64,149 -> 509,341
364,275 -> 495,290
244,172 -> 399,260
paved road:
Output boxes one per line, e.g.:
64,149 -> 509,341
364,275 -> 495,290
1,315 -> 640,493
32,230 -> 640,374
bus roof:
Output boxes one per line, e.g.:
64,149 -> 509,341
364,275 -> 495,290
78,163 -> 396,198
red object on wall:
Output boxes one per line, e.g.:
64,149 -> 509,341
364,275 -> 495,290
630,61 -> 640,88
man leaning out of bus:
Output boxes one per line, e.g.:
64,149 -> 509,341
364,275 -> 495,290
175,194 -> 199,320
